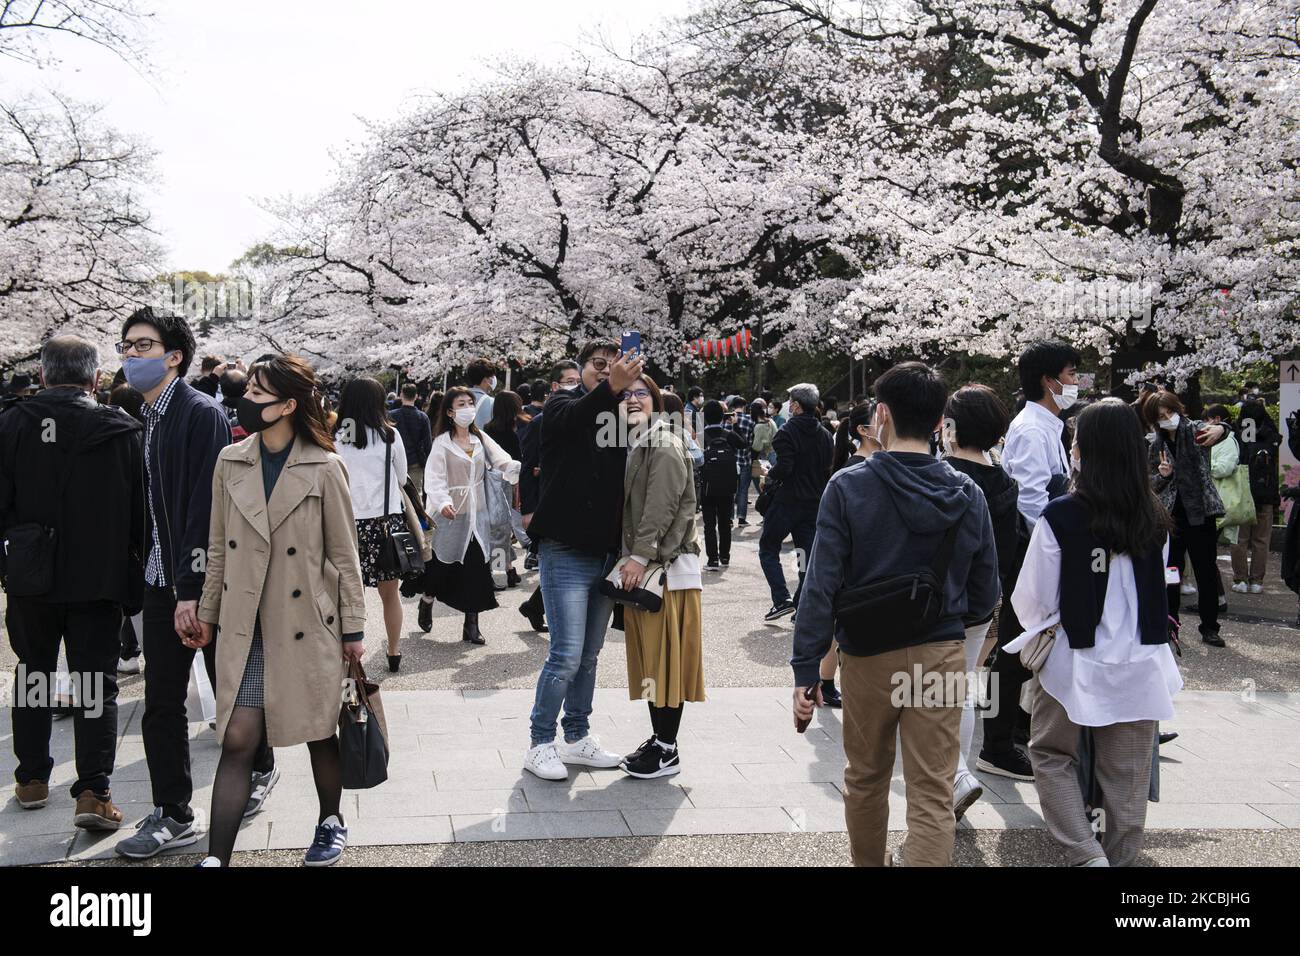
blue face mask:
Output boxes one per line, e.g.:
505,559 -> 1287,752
122,355 -> 175,393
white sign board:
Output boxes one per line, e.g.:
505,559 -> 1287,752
1281,359 -> 1300,521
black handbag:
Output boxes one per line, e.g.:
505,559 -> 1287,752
376,438 -> 425,577
755,476 -> 782,517
833,521 -> 960,647
338,659 -> 389,789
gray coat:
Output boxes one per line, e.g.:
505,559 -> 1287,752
1148,420 -> 1225,527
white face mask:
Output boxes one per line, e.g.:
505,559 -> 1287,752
559,383 -> 579,392
488,376 -> 498,392
1159,414 -> 1180,431
453,407 -> 476,427
1051,379 -> 1079,411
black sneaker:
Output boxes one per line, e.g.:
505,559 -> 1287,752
1201,628 -> 1226,648
736,520 -> 749,527
507,568 -> 521,588
975,748 -> 1034,781
764,600 -> 796,622
417,598 -> 433,633
524,553 -> 538,571
622,736 -> 658,767
1158,731 -> 1179,745
705,560 -> 721,572
720,557 -> 730,567
623,742 -> 681,779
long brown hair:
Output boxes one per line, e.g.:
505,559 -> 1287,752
432,385 -> 484,441
247,354 -> 334,452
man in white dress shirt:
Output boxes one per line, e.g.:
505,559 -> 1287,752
978,341 -> 1081,782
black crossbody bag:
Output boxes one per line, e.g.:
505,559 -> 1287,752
833,520 -> 960,645
376,438 -> 424,577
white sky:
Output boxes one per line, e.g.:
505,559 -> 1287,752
2,0 -> 696,273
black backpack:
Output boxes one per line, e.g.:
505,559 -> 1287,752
1246,443 -> 1276,503
702,428 -> 739,497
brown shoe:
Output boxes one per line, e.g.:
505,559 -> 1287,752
73,790 -> 123,830
15,781 -> 48,809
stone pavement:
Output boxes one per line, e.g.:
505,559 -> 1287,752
3,686 -> 1298,866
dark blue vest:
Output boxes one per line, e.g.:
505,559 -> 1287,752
1042,495 -> 1168,649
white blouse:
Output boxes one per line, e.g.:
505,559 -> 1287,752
1005,520 -> 1183,727
336,427 -> 407,520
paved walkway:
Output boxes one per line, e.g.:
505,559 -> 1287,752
3,687 -> 1297,865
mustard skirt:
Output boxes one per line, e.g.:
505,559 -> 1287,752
624,588 -> 705,707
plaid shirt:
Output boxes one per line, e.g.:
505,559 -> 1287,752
727,412 -> 755,470
142,376 -> 180,587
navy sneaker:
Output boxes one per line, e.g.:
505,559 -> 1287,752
304,815 -> 348,867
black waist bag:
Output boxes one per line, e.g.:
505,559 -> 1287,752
833,521 -> 960,648
1,523 -> 57,596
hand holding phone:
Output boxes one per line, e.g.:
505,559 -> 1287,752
621,330 -> 641,358
793,685 -> 821,733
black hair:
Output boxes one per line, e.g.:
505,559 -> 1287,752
945,384 -> 1011,452
687,386 -> 703,401
702,399 -> 725,426
1018,340 -> 1081,401
1204,403 -> 1233,423
1072,398 -> 1171,555
400,383 -> 418,400
530,378 -> 548,397
333,376 -> 395,449
466,357 -> 500,385
832,401 -> 874,472
727,395 -> 746,410
121,307 -> 197,377
577,340 -> 619,367
549,361 -> 579,383
873,361 -> 947,441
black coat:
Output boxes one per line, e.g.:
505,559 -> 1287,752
769,412 -> 833,508
144,379 -> 232,601
0,388 -> 145,610
527,381 -> 627,556
944,456 -> 1022,588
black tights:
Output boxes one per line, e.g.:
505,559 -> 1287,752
207,705 -> 344,865
647,702 -> 684,746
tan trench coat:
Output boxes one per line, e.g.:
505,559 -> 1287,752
197,436 -> 366,747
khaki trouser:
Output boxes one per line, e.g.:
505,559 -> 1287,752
1230,504 -> 1273,584
1028,681 -> 1154,867
839,640 -> 965,867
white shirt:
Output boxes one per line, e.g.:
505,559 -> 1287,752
336,427 -> 407,520
1005,520 -> 1183,727
1002,400 -> 1069,527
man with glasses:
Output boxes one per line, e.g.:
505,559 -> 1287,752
110,309 -> 277,859
523,341 -> 643,780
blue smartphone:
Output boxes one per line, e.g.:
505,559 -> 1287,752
621,330 -> 641,357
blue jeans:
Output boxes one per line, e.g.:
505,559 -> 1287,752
529,540 -> 616,746
736,469 -> 759,521
758,498 -> 819,606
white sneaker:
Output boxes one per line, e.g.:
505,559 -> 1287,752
1180,582 -> 1197,595
1231,581 -> 1249,594
523,743 -> 568,781
116,657 -> 141,675
953,771 -> 983,822
556,735 -> 623,769
1249,583 -> 1264,594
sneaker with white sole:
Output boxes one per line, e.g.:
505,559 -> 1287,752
1231,581 -> 1249,594
303,815 -> 347,867
1180,582 -> 1197,595
557,735 -> 622,769
243,766 -> 281,818
523,742 -> 568,780
116,656 -> 141,675
953,771 -> 983,822
622,740 -> 681,779
114,807 -> 198,859
1249,583 -> 1264,594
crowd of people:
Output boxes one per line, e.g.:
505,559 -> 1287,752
2,311 -> 1298,868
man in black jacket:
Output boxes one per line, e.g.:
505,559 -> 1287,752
0,336 -> 144,829
523,341 -> 642,781
107,309 -> 275,860
759,383 -> 833,621
700,400 -> 747,569
390,384 -> 432,499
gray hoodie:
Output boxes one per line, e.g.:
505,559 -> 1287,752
791,451 -> 1000,687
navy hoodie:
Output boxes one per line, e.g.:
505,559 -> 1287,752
791,451 -> 1000,687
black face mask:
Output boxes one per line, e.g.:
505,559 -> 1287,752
237,396 -> 285,433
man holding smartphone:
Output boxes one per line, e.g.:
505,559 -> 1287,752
523,340 -> 644,780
